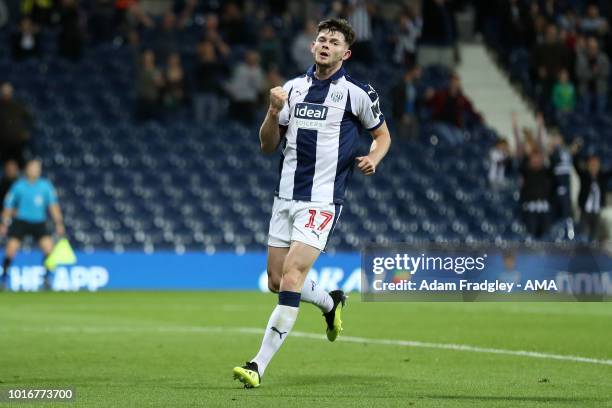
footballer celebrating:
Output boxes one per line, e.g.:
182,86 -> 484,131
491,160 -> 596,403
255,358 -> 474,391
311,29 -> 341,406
233,18 -> 391,388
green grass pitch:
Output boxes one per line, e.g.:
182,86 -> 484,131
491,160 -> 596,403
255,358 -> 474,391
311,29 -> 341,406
1,292 -> 611,407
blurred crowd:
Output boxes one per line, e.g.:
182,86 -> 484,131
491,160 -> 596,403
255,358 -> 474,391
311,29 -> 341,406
1,0 -> 609,245
479,0 -> 612,119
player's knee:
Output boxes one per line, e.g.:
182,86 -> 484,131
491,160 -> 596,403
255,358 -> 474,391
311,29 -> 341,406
267,274 -> 280,293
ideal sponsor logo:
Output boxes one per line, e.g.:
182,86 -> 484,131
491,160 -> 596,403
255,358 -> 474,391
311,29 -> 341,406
294,103 -> 328,120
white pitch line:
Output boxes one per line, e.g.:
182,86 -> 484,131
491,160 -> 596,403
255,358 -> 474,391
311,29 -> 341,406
5,325 -> 612,366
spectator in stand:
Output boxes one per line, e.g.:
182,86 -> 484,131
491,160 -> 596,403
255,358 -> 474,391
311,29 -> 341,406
425,73 -> 483,145
419,0 -> 457,68
547,130 -> 579,237
512,112 -> 547,163
203,13 -> 230,60
580,4 -> 608,39
11,18 -> 40,61
193,39 -> 225,123
531,24 -> 572,107
552,68 -> 576,115
225,50 -> 264,125
292,19 -> 317,72
519,149 -> 553,239
574,149 -> 611,243
392,4 -> 422,66
488,137 -> 512,189
136,49 -> 164,120
391,64 -> 422,140
0,160 -> 19,212
500,0 -> 529,53
154,11 -> 179,62
220,2 -> 250,46
0,83 -> 33,168
346,0 -> 375,63
162,52 -> 186,110
575,36 -> 609,115
258,24 -> 283,71
58,0 -> 83,61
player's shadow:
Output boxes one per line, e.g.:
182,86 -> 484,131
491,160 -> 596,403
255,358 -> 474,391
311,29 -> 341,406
281,373 -> 398,389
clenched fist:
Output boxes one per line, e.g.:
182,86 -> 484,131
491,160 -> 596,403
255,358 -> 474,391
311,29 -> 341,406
269,86 -> 288,114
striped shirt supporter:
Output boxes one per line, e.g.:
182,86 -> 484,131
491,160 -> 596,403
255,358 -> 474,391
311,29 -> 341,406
275,64 -> 384,206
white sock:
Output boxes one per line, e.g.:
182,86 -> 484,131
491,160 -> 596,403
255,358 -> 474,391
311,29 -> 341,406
300,279 -> 333,313
251,292 -> 300,376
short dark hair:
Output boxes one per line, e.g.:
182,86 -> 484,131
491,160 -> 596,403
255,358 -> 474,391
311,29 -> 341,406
317,18 -> 355,46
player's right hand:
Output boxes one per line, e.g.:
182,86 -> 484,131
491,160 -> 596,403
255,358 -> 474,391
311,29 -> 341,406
0,224 -> 7,237
269,87 -> 287,114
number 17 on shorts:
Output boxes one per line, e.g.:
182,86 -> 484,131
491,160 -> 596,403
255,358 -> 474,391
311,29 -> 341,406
268,197 -> 341,251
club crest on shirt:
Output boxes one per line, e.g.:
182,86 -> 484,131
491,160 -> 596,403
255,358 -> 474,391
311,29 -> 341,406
330,90 -> 344,103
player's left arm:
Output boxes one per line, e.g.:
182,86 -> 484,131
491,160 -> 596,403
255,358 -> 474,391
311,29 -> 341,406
355,84 -> 391,176
356,122 -> 391,176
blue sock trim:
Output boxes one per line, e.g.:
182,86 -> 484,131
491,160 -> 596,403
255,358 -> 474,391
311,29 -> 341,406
278,291 -> 301,307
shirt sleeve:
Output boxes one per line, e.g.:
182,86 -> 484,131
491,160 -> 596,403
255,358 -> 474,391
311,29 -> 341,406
356,83 -> 385,131
3,183 -> 18,210
46,182 -> 58,206
278,80 -> 294,127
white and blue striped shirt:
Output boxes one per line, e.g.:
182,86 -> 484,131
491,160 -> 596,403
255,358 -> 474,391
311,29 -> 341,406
275,65 -> 384,205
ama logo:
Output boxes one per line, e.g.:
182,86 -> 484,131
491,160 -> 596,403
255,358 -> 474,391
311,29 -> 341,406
294,102 -> 328,130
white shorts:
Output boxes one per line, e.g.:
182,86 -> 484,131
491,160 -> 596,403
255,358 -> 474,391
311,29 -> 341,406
267,197 -> 342,251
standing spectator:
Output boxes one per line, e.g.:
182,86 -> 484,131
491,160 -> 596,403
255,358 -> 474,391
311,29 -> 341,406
574,152 -> 612,242
392,4 -> 422,66
575,37 -> 609,115
548,131 -> 577,236
193,39 -> 224,123
519,150 -> 553,239
0,160 -> 19,212
58,0 -> 83,61
391,64 -> 422,140
162,52 -> 186,110
488,138 -> 512,189
531,24 -> 571,107
258,24 -> 283,71
203,13 -> 231,60
136,49 -> 164,120
551,68 -> 576,114
418,0 -> 457,68
11,18 -> 41,61
346,0 -> 374,63
425,73 -> 483,145
500,0 -> 529,53
292,19 -> 317,72
225,50 -> 264,125
154,11 -> 179,62
580,5 -> 608,39
0,83 -> 33,168
220,2 -> 249,46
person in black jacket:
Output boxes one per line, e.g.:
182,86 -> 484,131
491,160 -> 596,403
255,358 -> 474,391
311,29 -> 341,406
574,152 -> 611,242
520,150 -> 554,239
